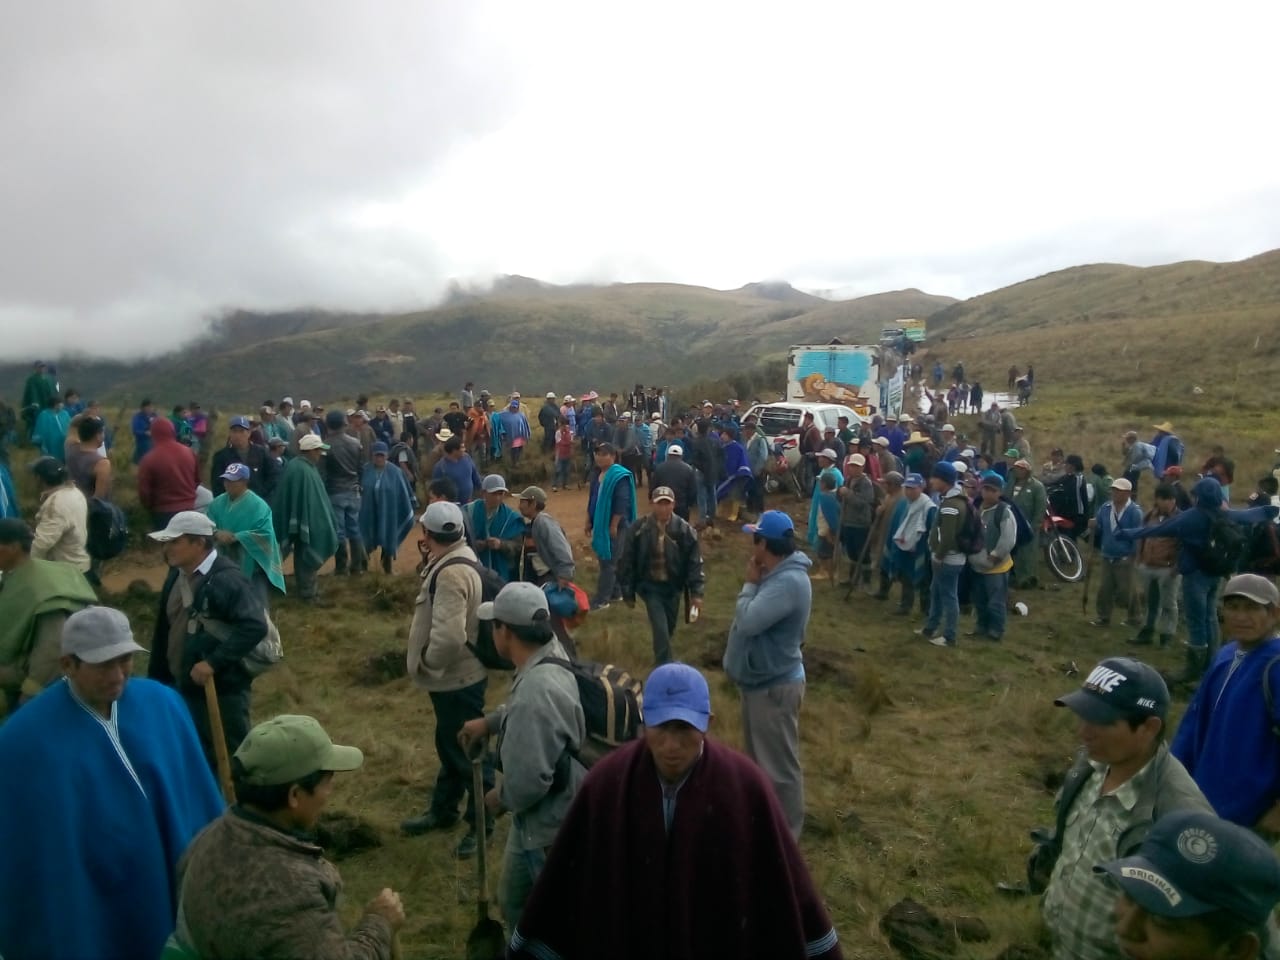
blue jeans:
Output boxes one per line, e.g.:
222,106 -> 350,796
1182,568 -> 1221,653
553,457 -> 572,489
500,841 -> 547,932
972,570 -> 1008,639
924,560 -> 962,642
328,491 -> 361,544
693,469 -> 711,521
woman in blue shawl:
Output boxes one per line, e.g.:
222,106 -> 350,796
359,442 -> 417,574
715,432 -> 754,523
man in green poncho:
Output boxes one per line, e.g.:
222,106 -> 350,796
272,434 -> 338,604
20,361 -> 55,444
207,462 -> 286,610
32,396 -> 71,461
0,518 -> 98,719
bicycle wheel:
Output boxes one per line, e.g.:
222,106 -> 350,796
1046,534 -> 1084,582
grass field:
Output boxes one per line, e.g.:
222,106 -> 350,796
69,373 -> 1273,960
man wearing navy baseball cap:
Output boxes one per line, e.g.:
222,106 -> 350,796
723,509 -> 813,839
509,662 -> 843,960
1041,657 -> 1212,960
211,413 -> 279,502
1098,810 -> 1280,960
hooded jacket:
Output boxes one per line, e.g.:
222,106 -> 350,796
137,417 -> 200,514
723,551 -> 813,691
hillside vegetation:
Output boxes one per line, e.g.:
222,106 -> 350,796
0,282 -> 951,408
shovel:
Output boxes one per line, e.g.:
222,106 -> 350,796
466,751 -> 505,960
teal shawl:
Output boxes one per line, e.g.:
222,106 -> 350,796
807,466 -> 844,546
592,464 -> 636,560
469,499 -> 524,580
207,489 -> 286,594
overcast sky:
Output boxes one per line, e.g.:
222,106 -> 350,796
4,1 -> 1278,360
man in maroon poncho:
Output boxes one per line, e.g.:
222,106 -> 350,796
508,662 -> 842,960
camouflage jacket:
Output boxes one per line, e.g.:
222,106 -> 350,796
176,808 -> 394,960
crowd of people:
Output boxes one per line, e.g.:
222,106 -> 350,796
1,362 -> 1280,960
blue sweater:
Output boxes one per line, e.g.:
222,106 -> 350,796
1172,636 -> 1280,828
1119,477 -> 1278,574
1093,499 -> 1144,559
432,454 -> 483,504
723,551 -> 813,690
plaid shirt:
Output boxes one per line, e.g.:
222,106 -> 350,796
1042,757 -> 1155,960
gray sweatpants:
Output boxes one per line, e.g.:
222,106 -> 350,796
1133,564 -> 1180,636
740,680 -> 806,839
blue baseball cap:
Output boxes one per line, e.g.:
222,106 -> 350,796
980,470 -> 1004,488
1096,810 -> 1280,925
904,472 -> 925,488
228,415 -> 252,430
931,461 -> 957,485
371,441 -> 389,456
742,510 -> 794,539
643,663 -> 711,732
219,462 -> 251,483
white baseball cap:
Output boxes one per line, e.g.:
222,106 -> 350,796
148,511 -> 216,542
667,444 -> 684,456
61,607 -> 145,663
298,434 -> 330,452
420,500 -> 465,534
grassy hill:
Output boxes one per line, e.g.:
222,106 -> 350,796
0,282 -> 953,409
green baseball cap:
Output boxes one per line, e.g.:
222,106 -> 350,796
233,715 -> 364,786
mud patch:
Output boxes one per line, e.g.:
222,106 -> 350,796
315,811 -> 382,860
880,898 -> 957,959
354,649 -> 409,686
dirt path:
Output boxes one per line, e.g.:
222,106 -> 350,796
100,482 -> 602,593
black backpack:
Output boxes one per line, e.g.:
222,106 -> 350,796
541,658 -> 643,767
1195,512 -> 1249,577
428,556 -> 513,671
954,497 -> 984,555
87,497 -> 128,560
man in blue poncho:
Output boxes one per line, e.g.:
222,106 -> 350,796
1118,476 -> 1278,683
469,473 -> 524,582
0,606 -> 223,960
499,397 -> 532,467
1149,420 -> 1184,480
716,429 -> 754,524
32,395 -> 70,461
359,440 -> 417,574
586,442 -> 636,611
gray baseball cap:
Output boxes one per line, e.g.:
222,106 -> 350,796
478,581 -> 550,627
61,607 -> 146,663
481,474 -> 509,494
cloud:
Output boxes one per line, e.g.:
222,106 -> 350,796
3,0 -> 1280,360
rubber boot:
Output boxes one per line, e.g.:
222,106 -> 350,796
1175,646 -> 1209,686
381,551 -> 393,575
333,542 -> 349,576
350,541 -> 369,575
1129,626 -> 1155,646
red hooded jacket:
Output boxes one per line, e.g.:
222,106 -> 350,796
137,418 -> 199,513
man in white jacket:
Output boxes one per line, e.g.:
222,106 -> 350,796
967,471 -> 1017,642
401,500 -> 493,860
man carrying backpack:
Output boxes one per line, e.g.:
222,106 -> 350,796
458,581 -> 585,933
1170,575 -> 1280,837
1118,477 -> 1278,684
917,461 -> 973,648
401,501 -> 494,859
1087,477 -> 1144,628
967,472 -> 1017,642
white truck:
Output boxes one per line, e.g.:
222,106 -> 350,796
785,343 -> 905,420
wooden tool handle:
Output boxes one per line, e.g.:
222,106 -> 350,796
204,678 -> 236,804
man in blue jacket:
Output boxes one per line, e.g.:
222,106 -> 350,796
724,510 -> 812,839
1119,477 -> 1278,682
1171,574 -> 1280,838
1087,477 -> 1144,627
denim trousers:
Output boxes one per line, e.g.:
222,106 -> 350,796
971,570 -> 1008,639
924,560 -> 962,642
1181,568 -> 1221,653
328,491 -> 362,543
